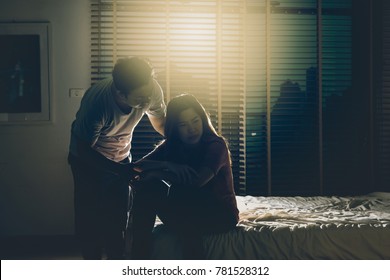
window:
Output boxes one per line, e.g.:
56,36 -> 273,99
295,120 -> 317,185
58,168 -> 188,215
91,0 -> 371,196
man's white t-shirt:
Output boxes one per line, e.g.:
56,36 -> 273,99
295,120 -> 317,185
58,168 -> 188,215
69,78 -> 165,162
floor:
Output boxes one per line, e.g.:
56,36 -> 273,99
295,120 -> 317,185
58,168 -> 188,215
0,235 -> 83,260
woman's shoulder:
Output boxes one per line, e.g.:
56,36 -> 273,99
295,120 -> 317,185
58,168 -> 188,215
203,133 -> 226,143
202,135 -> 228,150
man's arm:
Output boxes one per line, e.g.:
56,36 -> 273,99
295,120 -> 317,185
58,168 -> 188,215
148,114 -> 165,136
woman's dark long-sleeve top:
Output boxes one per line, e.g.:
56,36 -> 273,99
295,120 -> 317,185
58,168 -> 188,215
141,135 -> 239,224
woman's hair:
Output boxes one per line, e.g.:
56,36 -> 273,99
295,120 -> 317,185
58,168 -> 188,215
164,93 -> 218,144
112,56 -> 154,94
161,93 -> 231,164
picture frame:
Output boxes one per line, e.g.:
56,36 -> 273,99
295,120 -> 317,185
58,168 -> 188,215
0,22 -> 52,124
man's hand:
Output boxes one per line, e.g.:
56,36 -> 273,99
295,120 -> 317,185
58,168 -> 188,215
163,162 -> 198,185
119,162 -> 140,182
134,160 -> 198,185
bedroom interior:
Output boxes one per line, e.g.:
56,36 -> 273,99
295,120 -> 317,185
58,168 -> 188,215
0,0 -> 389,260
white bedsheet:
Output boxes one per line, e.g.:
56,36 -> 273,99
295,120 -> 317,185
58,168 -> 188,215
152,192 -> 390,259
237,192 -> 390,228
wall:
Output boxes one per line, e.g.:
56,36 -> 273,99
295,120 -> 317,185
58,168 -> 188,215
0,0 -> 90,235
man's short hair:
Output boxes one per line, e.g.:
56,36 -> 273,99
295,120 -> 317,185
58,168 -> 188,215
112,57 -> 154,94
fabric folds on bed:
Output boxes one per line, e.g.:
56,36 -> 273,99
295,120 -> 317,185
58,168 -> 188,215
151,192 -> 390,259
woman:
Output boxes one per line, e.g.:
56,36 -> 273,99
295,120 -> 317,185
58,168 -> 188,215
131,93 -> 239,259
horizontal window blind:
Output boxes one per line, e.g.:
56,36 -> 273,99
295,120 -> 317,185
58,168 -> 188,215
244,0 -> 354,195
322,0 -> 354,195
269,0 -> 320,195
244,0 -> 267,195
377,0 -> 390,191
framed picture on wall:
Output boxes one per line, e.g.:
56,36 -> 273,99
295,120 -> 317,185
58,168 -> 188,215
0,22 -> 51,124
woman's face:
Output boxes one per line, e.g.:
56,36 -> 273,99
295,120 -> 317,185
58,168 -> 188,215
177,107 -> 203,145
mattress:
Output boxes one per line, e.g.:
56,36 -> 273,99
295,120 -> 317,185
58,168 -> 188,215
151,192 -> 390,259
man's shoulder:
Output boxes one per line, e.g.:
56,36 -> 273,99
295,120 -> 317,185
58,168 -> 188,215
146,79 -> 166,116
90,78 -> 113,92
152,79 -> 163,95
84,78 -> 113,102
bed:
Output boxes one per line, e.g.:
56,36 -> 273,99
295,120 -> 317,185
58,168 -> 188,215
150,192 -> 390,259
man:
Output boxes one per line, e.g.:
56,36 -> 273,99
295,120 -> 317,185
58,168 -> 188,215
68,57 -> 166,259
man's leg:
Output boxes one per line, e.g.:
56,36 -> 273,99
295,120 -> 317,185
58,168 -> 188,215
103,176 -> 132,260
71,161 -> 103,260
